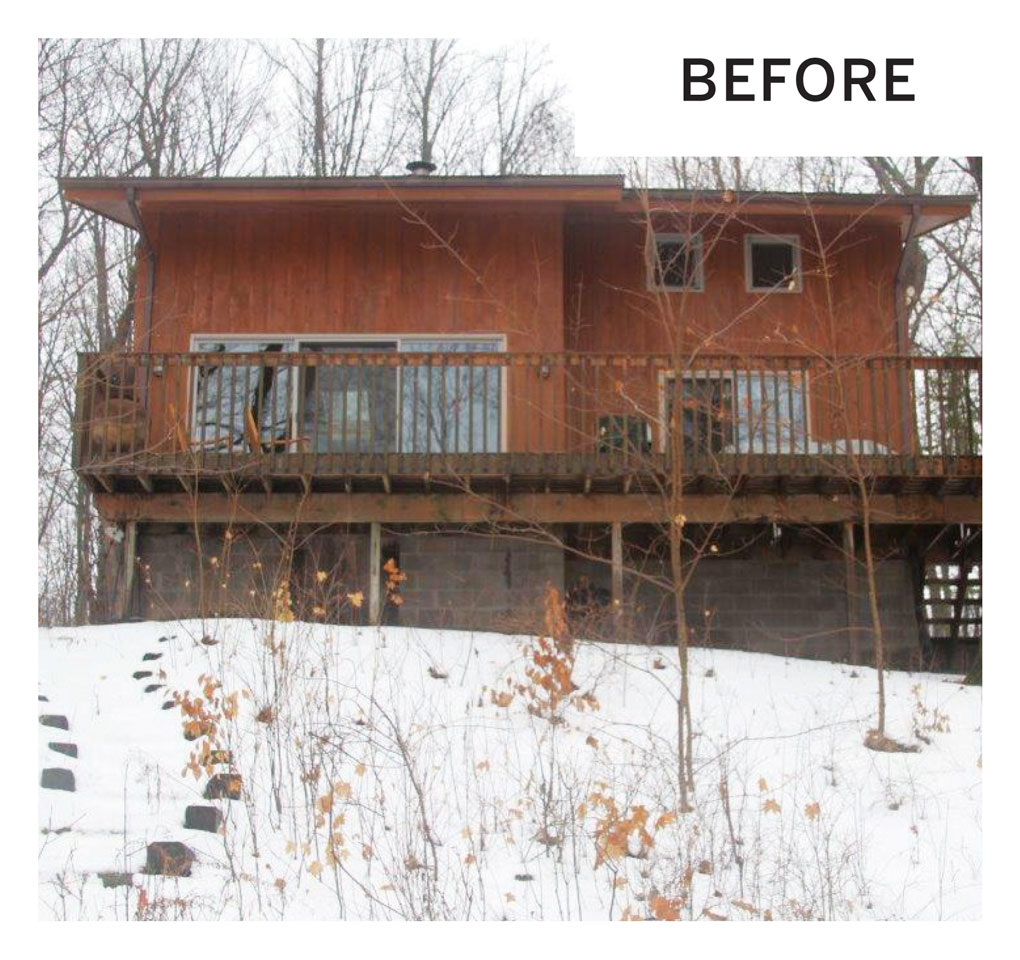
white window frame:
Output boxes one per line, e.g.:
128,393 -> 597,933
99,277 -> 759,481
744,234 -> 802,294
647,232 -> 704,292
188,332 -> 508,453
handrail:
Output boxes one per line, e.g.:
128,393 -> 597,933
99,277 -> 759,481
73,351 -> 982,476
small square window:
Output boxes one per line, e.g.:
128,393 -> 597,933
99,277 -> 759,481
650,234 -> 703,291
746,236 -> 801,292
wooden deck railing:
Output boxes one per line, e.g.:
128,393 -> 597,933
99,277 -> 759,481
74,351 -> 982,486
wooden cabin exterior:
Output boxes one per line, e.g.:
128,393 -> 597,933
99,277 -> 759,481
63,174 -> 981,668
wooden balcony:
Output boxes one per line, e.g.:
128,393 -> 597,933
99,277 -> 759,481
75,351 -> 981,507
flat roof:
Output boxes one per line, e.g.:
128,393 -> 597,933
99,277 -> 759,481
59,174 -> 974,239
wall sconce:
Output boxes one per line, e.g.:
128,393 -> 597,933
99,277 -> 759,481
539,363 -> 551,379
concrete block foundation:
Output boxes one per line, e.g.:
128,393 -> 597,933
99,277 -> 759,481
129,521 -> 923,666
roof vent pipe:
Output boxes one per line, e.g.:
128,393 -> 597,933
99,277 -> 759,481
405,160 -> 437,176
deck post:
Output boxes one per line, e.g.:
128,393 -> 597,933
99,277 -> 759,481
611,521 -> 624,618
117,520 -> 138,621
369,522 -> 381,624
842,521 -> 858,663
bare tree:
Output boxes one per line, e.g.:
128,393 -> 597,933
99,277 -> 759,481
398,39 -> 472,171
268,39 -> 402,177
476,45 -> 571,175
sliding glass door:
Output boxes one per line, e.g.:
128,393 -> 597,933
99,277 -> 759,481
399,339 -> 502,454
299,341 -> 398,453
191,340 -> 293,450
192,336 -> 504,455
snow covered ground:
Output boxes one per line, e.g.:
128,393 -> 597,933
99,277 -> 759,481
37,618 -> 981,920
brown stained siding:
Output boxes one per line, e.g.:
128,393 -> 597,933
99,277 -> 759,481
563,214 -> 901,357
145,205 -> 565,351
563,213 -> 906,451
129,203 -> 911,458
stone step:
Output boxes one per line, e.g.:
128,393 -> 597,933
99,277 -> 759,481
161,700 -> 176,710
48,742 -> 78,759
132,670 -> 152,680
38,695 -> 48,702
40,768 -> 75,792
142,652 -> 163,661
184,805 -> 223,833
39,715 -> 69,730
204,773 -> 242,801
144,841 -> 195,877
143,683 -> 164,693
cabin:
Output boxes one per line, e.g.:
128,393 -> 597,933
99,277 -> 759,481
62,173 -> 981,669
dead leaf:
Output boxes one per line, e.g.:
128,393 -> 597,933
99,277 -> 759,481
651,895 -> 684,921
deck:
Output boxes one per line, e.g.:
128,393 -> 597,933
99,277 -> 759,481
75,350 -> 981,524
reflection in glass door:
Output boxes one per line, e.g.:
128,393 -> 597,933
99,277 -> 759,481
299,342 -> 398,453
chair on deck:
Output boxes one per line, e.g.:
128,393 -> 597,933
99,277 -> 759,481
242,408 -> 309,454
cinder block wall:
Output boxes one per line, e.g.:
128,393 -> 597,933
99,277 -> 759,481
133,522 -> 920,666
563,527 -> 922,666
397,529 -> 564,632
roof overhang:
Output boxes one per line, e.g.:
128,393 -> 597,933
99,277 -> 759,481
59,175 -> 974,240
619,190 -> 975,239
58,175 -> 627,228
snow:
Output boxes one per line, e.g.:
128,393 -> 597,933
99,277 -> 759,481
38,619 -> 981,920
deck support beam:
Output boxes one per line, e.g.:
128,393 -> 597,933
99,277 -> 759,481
369,522 -> 381,625
611,521 -> 624,616
94,491 -> 983,527
116,520 -> 137,621
842,521 -> 858,663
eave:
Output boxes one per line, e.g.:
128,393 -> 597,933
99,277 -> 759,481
59,175 -> 974,240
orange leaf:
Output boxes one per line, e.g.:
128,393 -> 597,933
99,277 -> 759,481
651,895 -> 684,921
763,798 -> 781,814
655,810 -> 677,830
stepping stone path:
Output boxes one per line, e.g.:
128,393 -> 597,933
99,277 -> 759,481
145,841 -> 195,877
184,805 -> 223,833
40,701 -> 77,789
204,773 -> 242,801
133,670 -> 152,680
40,768 -> 75,792
142,652 -> 162,661
143,684 -> 163,693
161,700 -> 176,710
38,695 -> 48,702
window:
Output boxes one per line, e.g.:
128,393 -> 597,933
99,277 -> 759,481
300,341 -> 398,454
650,233 -> 703,291
191,335 -> 504,454
745,235 -> 801,292
191,340 -> 293,451
661,369 -> 809,455
399,339 -> 502,454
